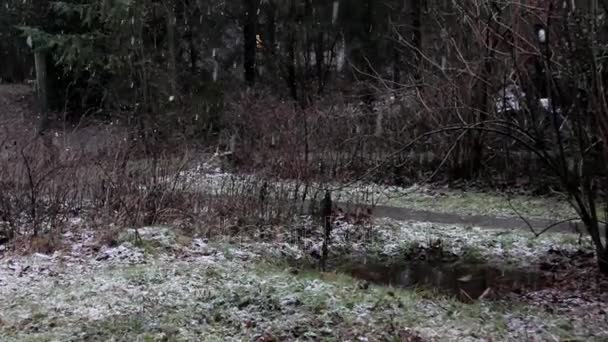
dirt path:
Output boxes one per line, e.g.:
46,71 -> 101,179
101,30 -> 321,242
336,202 -> 580,234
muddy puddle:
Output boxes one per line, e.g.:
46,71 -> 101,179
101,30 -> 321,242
347,262 -> 546,302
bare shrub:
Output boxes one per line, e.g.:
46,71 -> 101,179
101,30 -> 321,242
0,127 -> 79,239
0,106 -> 215,249
382,1 -> 608,273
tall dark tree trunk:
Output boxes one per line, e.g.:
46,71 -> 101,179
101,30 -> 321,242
288,39 -> 298,101
391,0 -> 407,86
265,0 -> 276,54
578,208 -> 608,275
320,191 -> 333,271
301,0 -> 319,103
287,0 -> 298,101
599,248 -> 608,275
392,42 -> 401,85
260,0 -> 276,87
364,0 -> 374,75
243,0 -> 260,86
411,0 -> 423,82
188,33 -> 196,72
34,50 -> 49,114
183,0 -> 199,72
315,32 -> 325,93
580,215 -> 608,275
184,3 -> 197,72
164,1 -> 177,94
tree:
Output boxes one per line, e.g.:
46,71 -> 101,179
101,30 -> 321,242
392,0 -> 608,273
243,0 -> 260,86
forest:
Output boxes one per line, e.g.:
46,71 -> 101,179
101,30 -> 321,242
0,0 -> 608,341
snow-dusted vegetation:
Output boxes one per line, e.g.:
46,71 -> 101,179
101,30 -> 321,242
1,221 -> 606,341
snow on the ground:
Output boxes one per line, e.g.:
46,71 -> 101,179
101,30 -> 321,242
0,219 -> 605,341
369,218 -> 591,265
272,216 -> 593,269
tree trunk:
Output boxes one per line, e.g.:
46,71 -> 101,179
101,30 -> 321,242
411,0 -> 424,82
287,0 -> 298,101
34,51 -> 48,113
315,32 -> 325,93
165,2 -> 177,94
265,1 -> 276,54
243,0 -> 260,86
599,248 -> 608,275
579,208 -> 608,275
364,0 -> 374,75
259,1 -> 275,82
184,0 -> 198,72
320,191 -> 332,271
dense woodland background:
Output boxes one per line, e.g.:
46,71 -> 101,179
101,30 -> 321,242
2,0 -> 608,273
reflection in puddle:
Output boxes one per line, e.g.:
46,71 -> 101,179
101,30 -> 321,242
348,262 -> 545,302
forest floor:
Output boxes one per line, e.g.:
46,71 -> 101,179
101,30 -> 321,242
1,84 -> 607,341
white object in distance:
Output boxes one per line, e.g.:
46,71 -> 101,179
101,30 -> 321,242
537,28 -> 546,43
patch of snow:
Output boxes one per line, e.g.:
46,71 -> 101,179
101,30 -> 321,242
496,84 -> 523,113
98,242 -> 145,263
